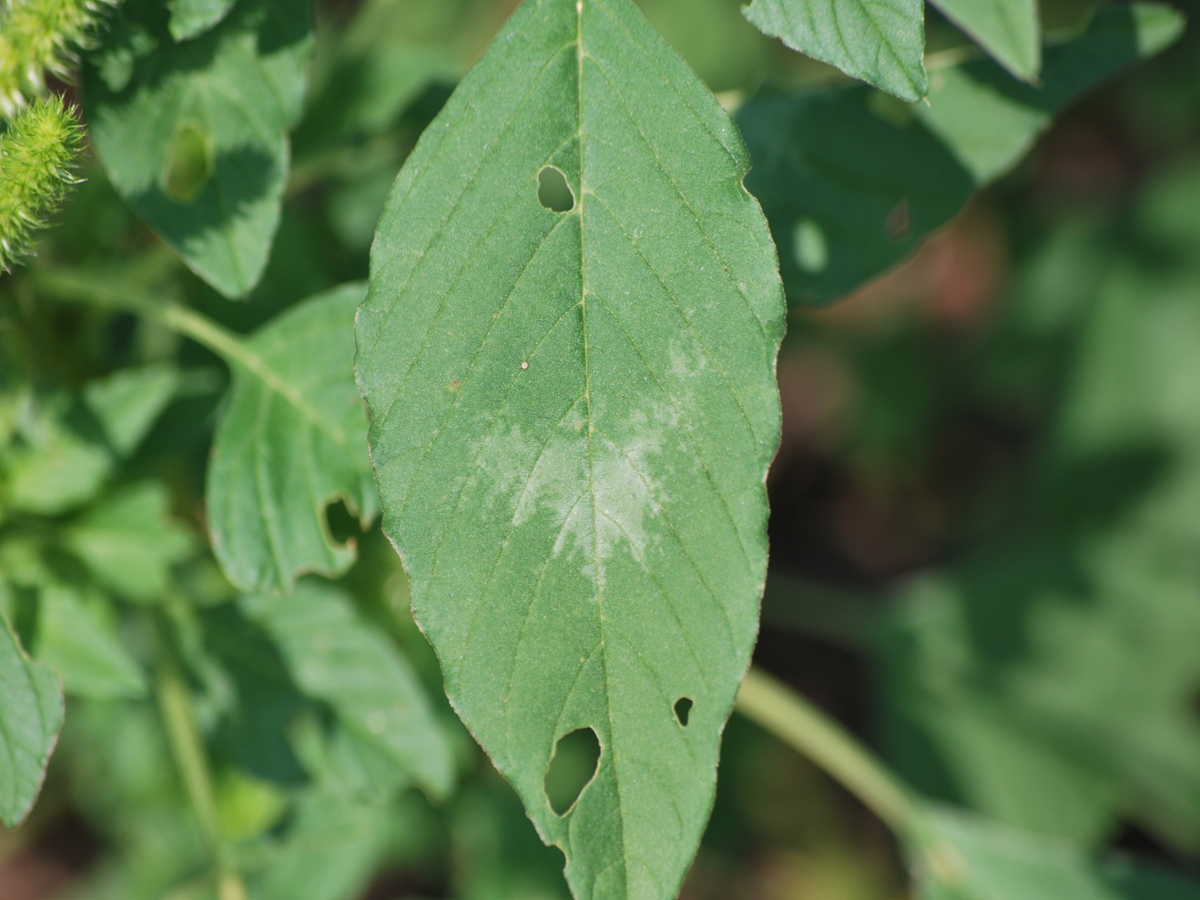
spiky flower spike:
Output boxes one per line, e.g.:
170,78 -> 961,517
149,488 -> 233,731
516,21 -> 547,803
0,0 -> 115,113
0,94 -> 81,268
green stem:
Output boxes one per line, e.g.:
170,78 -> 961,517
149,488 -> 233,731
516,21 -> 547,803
735,667 -> 921,833
32,268 -> 246,360
155,625 -> 247,900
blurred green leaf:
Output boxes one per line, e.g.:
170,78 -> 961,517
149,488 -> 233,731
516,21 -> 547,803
929,0 -> 1041,80
241,582 -> 453,800
251,791 -> 400,900
168,0 -> 237,41
919,2 -> 1185,182
67,481 -> 195,604
742,0 -> 928,101
36,583 -> 147,699
356,1 -> 785,897
740,2 -> 1184,305
0,611 -> 64,827
84,363 -> 180,458
207,283 -> 378,594
297,0 -> 463,149
3,401 -> 112,516
878,573 -> 1125,846
912,807 -> 1200,899
82,0 -> 313,298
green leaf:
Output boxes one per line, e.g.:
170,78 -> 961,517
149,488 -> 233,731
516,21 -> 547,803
929,0 -> 1041,80
84,363 -> 179,458
912,807 -> 1200,900
67,482 -> 195,604
742,0 -> 927,101
356,0 -> 785,897
3,401 -> 111,516
918,3 -> 1185,182
738,85 -> 975,306
207,283 -> 379,594
35,584 -> 147,700
0,611 -> 63,827
295,0 -> 461,149
252,790 -> 401,900
168,0 -> 237,41
241,582 -> 453,800
739,2 -> 1185,306
82,0 -> 313,298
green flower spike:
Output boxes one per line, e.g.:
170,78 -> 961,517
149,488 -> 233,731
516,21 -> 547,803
0,94 -> 82,268
0,0 -> 115,113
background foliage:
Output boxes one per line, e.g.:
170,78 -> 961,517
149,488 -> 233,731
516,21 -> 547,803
2,0 -> 1200,898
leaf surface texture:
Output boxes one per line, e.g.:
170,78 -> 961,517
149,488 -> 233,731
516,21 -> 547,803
208,283 -> 378,594
356,0 -> 785,897
742,0 -> 928,101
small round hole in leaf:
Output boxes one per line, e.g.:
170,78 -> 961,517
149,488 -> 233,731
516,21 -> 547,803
163,122 -> 212,203
792,218 -> 828,273
537,165 -> 575,213
674,697 -> 693,727
544,727 -> 600,816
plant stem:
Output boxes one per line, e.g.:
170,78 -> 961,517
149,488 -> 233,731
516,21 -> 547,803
32,267 -> 247,360
155,626 -> 247,900
735,667 -> 921,833
34,264 -> 349,447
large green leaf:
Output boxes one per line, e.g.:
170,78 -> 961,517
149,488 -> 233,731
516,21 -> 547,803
0,612 -> 64,827
929,0 -> 1040,80
82,0 -> 313,299
356,1 -> 785,898
742,0 -> 928,101
241,583 -> 454,800
738,2 -> 1185,306
207,284 -> 379,594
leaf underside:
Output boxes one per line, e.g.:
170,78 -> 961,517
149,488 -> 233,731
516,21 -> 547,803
356,1 -> 785,898
742,0 -> 928,101
208,283 -> 379,595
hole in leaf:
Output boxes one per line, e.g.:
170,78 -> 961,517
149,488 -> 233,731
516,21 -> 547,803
544,727 -> 600,816
792,218 -> 828,273
163,122 -> 212,203
674,697 -> 693,727
537,166 -> 575,213
324,498 -> 360,546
